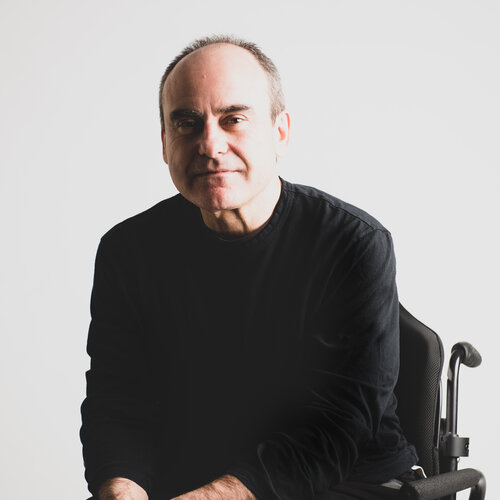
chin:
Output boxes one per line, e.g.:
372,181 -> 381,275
199,195 -> 244,213
193,187 -> 246,212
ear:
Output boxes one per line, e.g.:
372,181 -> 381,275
275,110 -> 290,158
161,128 -> 168,164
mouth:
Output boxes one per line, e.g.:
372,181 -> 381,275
193,170 -> 238,177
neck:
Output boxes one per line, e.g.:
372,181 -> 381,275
200,176 -> 282,238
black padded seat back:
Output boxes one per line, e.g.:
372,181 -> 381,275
394,304 -> 444,477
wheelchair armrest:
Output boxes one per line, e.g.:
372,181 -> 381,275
398,468 -> 486,500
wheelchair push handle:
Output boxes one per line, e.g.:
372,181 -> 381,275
443,340 -> 483,481
452,342 -> 482,368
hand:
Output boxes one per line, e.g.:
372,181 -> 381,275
171,474 -> 256,500
98,477 -> 148,500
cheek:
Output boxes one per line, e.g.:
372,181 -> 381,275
244,134 -> 278,171
165,143 -> 191,171
168,163 -> 188,188
236,131 -> 274,161
166,134 -> 193,157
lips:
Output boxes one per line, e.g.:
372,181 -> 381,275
188,158 -> 242,178
194,170 -> 237,176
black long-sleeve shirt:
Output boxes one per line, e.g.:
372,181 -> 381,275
80,179 -> 417,499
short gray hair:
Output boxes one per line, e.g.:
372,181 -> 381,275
159,35 -> 285,129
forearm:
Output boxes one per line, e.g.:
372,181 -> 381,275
171,474 -> 257,500
98,477 -> 148,500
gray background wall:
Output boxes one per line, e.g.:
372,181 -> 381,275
1,1 -> 498,498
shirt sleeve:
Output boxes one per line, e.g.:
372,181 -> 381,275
80,234 -> 155,497
224,228 -> 401,500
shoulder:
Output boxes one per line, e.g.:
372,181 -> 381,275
281,179 -> 390,240
99,193 -> 193,250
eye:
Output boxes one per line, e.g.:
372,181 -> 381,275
175,119 -> 201,135
222,115 -> 246,127
177,119 -> 196,129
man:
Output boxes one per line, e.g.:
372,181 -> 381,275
81,36 -> 419,500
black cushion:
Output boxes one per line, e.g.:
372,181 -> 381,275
395,304 -> 444,477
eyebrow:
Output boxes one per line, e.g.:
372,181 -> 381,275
169,104 -> 252,122
215,104 -> 252,114
169,109 -> 202,122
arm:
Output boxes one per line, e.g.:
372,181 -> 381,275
171,475 -> 256,500
80,234 -> 155,497
224,229 -> 402,499
98,477 -> 148,500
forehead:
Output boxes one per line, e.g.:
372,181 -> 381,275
163,44 -> 271,112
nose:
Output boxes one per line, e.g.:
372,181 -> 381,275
198,120 -> 228,158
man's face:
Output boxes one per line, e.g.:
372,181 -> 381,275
161,43 -> 289,214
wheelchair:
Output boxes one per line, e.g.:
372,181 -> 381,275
395,304 -> 486,499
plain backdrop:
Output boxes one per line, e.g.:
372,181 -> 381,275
1,1 -> 498,498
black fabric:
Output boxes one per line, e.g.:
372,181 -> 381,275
319,482 -> 401,499
394,306 -> 443,477
81,179 -> 417,499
